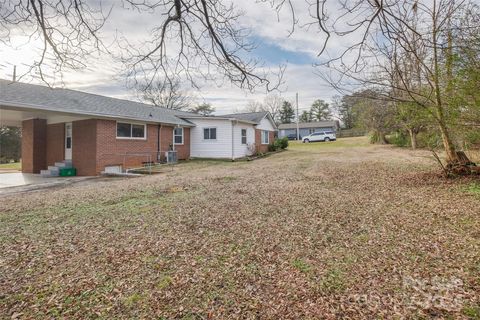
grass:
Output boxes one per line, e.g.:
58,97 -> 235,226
0,161 -> 21,170
464,182 -> 480,196
0,137 -> 479,319
288,136 -> 370,151
292,258 -> 312,273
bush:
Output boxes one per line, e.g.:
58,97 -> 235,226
268,137 -> 289,152
389,131 -> 409,147
277,136 -> 289,149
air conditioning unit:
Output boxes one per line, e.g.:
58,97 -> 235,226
165,150 -> 178,164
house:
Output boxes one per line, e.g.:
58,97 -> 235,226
0,79 -> 276,176
278,121 -> 339,139
184,112 -> 276,159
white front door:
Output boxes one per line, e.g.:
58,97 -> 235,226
65,123 -> 72,160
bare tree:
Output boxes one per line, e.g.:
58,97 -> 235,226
120,0 -> 284,91
245,100 -> 264,113
308,0 -> 478,168
0,0 -> 109,83
262,94 -> 282,124
138,79 -> 192,110
2,0 -> 477,171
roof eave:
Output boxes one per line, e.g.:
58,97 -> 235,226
0,100 -> 195,127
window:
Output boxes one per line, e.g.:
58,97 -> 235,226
241,129 -> 247,145
132,124 -> 145,137
116,122 -> 146,139
174,127 -> 184,145
261,130 -> 269,144
203,127 -> 217,140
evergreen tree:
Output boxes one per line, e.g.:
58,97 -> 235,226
310,99 -> 332,121
299,110 -> 313,122
279,101 -> 295,124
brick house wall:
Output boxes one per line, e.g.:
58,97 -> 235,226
255,129 -> 275,154
72,119 -> 98,176
74,120 -> 191,176
21,119 -> 47,173
21,118 -> 190,176
46,123 -> 65,167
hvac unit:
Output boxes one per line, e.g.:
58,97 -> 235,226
165,150 -> 178,164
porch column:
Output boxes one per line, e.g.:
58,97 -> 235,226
21,118 -> 47,173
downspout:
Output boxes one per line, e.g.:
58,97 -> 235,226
231,120 -> 236,161
157,124 -> 162,162
172,125 -> 179,151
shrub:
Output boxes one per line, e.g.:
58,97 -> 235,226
278,136 -> 289,149
389,131 -> 409,147
267,137 -> 289,152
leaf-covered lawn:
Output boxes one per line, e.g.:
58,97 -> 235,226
1,138 -> 479,319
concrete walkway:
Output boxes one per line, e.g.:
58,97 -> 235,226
0,173 -> 94,195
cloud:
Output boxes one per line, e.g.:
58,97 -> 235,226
0,0 -> 345,114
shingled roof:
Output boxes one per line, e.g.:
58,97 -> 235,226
220,111 -> 269,124
278,121 -> 338,130
0,79 -> 194,126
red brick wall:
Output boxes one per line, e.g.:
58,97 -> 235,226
21,118 -> 191,176
95,120 -> 158,173
159,125 -> 174,161
93,121 -> 191,175
21,119 -> 46,173
46,123 -> 65,167
72,119 -> 98,176
176,127 -> 190,160
255,129 -> 275,154
166,127 -> 190,160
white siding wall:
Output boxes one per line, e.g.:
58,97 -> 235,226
233,123 -> 255,158
189,119 -> 233,158
256,116 -> 276,131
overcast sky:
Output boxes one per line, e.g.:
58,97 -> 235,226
0,0 -> 353,115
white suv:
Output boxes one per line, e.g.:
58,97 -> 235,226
302,131 -> 336,143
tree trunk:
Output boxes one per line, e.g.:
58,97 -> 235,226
378,131 -> 388,144
437,116 -> 460,164
408,129 -> 417,150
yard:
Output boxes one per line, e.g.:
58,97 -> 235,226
0,162 -> 20,171
1,137 -> 479,319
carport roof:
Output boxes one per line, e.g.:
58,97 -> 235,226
0,79 -> 195,126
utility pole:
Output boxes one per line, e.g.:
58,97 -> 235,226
296,92 -> 300,140
12,65 -> 16,82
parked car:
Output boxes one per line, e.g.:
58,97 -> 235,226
302,131 -> 336,143
286,133 -> 301,140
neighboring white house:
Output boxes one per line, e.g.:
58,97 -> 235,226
184,112 -> 277,160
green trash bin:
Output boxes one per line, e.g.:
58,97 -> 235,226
59,167 -> 77,177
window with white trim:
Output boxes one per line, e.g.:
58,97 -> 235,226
116,122 -> 146,139
261,130 -> 269,144
241,129 -> 247,145
203,127 -> 217,140
174,127 -> 184,145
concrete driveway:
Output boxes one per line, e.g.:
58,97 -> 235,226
0,172 -> 93,195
